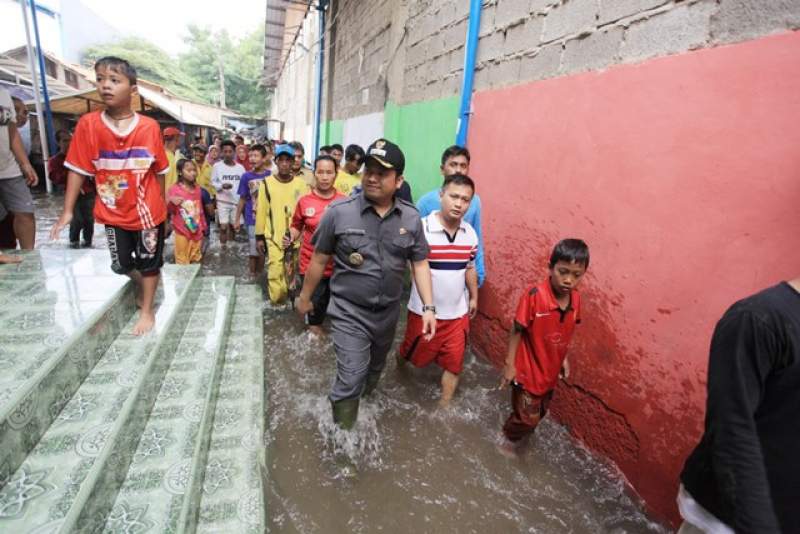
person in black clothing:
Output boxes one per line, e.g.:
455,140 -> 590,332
678,277 -> 800,533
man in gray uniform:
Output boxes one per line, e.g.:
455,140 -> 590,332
296,139 -> 437,429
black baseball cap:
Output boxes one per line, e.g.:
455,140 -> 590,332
364,138 -> 405,175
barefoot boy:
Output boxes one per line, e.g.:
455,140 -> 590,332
498,239 -> 589,453
51,57 -> 170,335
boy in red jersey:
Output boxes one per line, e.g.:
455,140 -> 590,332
498,239 -> 589,455
50,57 -> 170,335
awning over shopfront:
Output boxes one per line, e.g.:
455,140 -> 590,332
33,84 -> 236,129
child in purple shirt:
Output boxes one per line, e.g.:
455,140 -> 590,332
235,144 -> 271,278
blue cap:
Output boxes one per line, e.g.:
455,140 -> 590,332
275,144 -> 294,158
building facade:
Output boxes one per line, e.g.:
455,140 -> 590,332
265,0 -> 800,525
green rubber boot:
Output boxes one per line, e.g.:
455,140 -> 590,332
330,398 -> 360,478
362,370 -> 382,397
331,398 -> 360,430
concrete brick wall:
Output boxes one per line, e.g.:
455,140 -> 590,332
274,0 -> 800,128
271,7 -> 319,149
462,0 -> 800,91
403,0 -> 800,95
322,0 -> 396,120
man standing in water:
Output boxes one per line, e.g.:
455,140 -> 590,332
418,146 -> 485,287
398,174 -> 479,407
296,139 -> 436,430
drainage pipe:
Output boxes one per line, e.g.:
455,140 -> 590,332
30,0 -> 57,159
18,0 -> 51,192
455,0 -> 482,147
312,0 -> 327,157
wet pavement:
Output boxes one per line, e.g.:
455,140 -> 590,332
26,193 -> 668,533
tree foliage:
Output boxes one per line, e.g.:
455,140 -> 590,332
81,26 -> 269,117
82,37 -> 205,102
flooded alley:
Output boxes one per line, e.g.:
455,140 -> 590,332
32,195 -> 665,533
259,307 -> 665,534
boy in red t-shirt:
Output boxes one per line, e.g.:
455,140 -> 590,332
498,239 -> 590,455
50,57 -> 170,335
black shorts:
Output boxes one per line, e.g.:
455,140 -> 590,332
299,275 -> 331,326
104,223 -> 165,276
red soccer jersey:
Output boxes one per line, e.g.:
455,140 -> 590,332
65,111 -> 169,230
291,190 -> 345,277
513,279 -> 582,395
167,183 -> 207,239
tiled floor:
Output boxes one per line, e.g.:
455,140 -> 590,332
0,249 -> 129,412
197,285 -> 265,533
101,278 -> 234,533
0,250 -> 265,533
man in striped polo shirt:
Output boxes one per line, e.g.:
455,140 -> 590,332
398,174 -> 479,406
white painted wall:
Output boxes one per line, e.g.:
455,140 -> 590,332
342,111 -> 384,151
270,7 -> 318,155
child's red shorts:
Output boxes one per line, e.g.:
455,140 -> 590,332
399,312 -> 469,374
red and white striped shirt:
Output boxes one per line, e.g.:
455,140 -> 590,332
408,211 -> 478,319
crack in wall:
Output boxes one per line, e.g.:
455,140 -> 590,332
558,379 -> 641,459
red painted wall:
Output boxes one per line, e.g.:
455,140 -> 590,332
467,31 -> 800,525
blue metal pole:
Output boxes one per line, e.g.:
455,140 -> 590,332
455,0 -> 482,147
29,0 -> 57,154
312,1 -> 327,157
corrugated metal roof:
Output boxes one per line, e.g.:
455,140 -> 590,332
0,55 -> 76,96
263,0 -> 311,88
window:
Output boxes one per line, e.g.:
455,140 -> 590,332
65,70 -> 79,88
44,57 -> 57,79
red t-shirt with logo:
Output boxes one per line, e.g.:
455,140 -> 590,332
65,111 -> 169,230
291,190 -> 345,277
167,183 -> 207,239
513,280 -> 582,395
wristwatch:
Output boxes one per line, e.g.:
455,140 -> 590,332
422,304 -> 436,313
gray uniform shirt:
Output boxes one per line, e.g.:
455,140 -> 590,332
312,193 -> 429,311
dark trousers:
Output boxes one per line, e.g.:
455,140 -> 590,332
69,192 -> 95,245
299,275 -> 331,326
0,214 -> 15,249
502,383 -> 554,442
327,298 -> 401,402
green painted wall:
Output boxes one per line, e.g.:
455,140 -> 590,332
384,97 -> 460,200
321,120 -> 344,145
320,98 -> 459,200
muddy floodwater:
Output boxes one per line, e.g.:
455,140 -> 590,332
32,194 -> 667,533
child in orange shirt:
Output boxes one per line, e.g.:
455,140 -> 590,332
167,159 -> 207,264
51,56 -> 169,335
